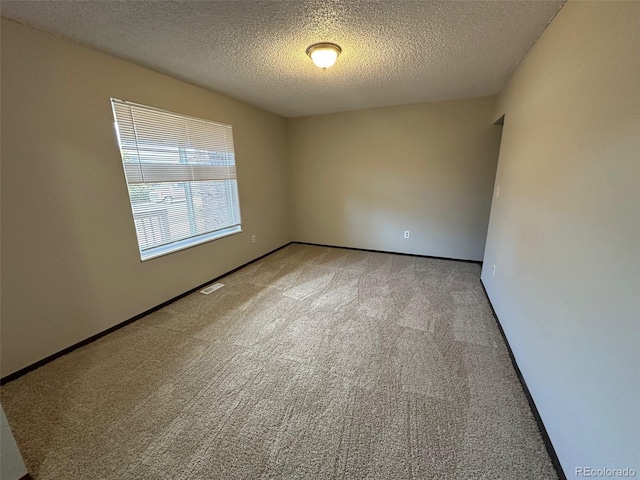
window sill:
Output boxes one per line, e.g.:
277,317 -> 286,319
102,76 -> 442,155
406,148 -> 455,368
140,225 -> 242,261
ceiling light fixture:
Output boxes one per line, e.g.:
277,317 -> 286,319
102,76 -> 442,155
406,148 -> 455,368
306,42 -> 342,70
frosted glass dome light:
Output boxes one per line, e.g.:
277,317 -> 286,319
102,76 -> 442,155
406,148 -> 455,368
306,42 -> 342,70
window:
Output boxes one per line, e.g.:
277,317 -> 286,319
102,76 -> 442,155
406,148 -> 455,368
111,99 -> 242,261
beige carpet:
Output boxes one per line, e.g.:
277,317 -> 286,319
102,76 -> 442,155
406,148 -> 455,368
1,244 -> 557,479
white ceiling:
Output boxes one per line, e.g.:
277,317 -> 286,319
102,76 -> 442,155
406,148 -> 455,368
1,0 -> 565,118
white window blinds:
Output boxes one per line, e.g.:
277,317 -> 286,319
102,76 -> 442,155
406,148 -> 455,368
111,99 -> 242,260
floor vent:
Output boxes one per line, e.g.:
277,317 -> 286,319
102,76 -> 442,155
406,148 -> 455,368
200,283 -> 225,295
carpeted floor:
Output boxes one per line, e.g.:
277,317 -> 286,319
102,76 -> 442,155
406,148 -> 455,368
1,244 -> 557,479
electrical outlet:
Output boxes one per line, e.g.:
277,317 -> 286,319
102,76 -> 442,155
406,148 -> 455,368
251,235 -> 256,243
404,231 -> 410,239
492,265 -> 496,277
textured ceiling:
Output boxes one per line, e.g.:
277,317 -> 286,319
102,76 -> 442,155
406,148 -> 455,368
1,0 -> 564,118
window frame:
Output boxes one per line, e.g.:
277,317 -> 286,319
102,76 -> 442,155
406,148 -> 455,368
111,99 -> 243,261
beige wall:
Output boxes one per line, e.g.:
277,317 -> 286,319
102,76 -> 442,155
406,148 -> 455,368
0,18 -> 290,377
482,2 -> 640,476
288,98 -> 501,261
